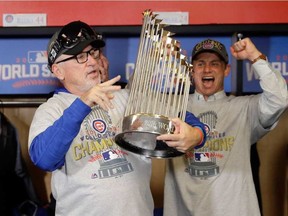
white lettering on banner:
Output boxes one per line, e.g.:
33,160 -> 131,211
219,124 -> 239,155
245,62 -> 287,81
283,62 -> 288,75
245,63 -> 260,81
12,64 -> 22,79
26,64 -> 39,78
42,64 -> 53,77
125,63 -> 135,81
272,62 -> 282,75
272,62 -> 288,76
0,64 -> 54,80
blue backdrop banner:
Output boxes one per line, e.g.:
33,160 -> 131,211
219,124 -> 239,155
0,35 -> 287,95
0,38 -> 60,95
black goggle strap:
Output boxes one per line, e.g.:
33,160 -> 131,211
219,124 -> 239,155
60,28 -> 101,49
48,38 -> 63,70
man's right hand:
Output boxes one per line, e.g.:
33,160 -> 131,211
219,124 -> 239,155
230,37 -> 262,62
80,75 -> 121,110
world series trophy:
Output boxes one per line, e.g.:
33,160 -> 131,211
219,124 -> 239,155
115,10 -> 192,158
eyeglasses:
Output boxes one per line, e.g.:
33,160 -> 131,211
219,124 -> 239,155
55,48 -> 100,65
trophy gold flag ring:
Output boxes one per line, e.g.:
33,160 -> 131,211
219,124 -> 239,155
115,10 -> 192,158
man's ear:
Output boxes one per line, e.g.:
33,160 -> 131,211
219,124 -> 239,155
189,67 -> 195,85
52,64 -> 65,80
224,64 -> 231,77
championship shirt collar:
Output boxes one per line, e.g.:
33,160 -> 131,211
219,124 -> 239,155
194,90 -> 226,101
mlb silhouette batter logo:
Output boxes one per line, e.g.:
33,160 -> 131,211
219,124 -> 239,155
195,152 -> 210,162
28,51 -> 47,63
102,150 -> 119,161
92,119 -> 107,133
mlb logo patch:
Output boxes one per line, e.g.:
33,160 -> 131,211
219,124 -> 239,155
92,119 -> 106,133
28,51 -> 48,63
102,150 -> 119,161
204,123 -> 211,136
195,152 -> 210,162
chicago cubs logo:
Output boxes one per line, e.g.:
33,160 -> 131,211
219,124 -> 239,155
203,41 -> 214,50
92,119 -> 107,133
4,14 -> 14,23
204,123 -> 211,136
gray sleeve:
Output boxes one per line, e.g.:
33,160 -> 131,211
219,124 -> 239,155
254,60 -> 288,128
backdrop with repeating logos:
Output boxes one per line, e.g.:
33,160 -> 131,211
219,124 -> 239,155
0,36 -> 287,96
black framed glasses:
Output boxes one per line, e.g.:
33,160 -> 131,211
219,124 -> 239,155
55,48 -> 101,65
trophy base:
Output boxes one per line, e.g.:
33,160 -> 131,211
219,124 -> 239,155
115,132 -> 184,158
115,113 -> 184,158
